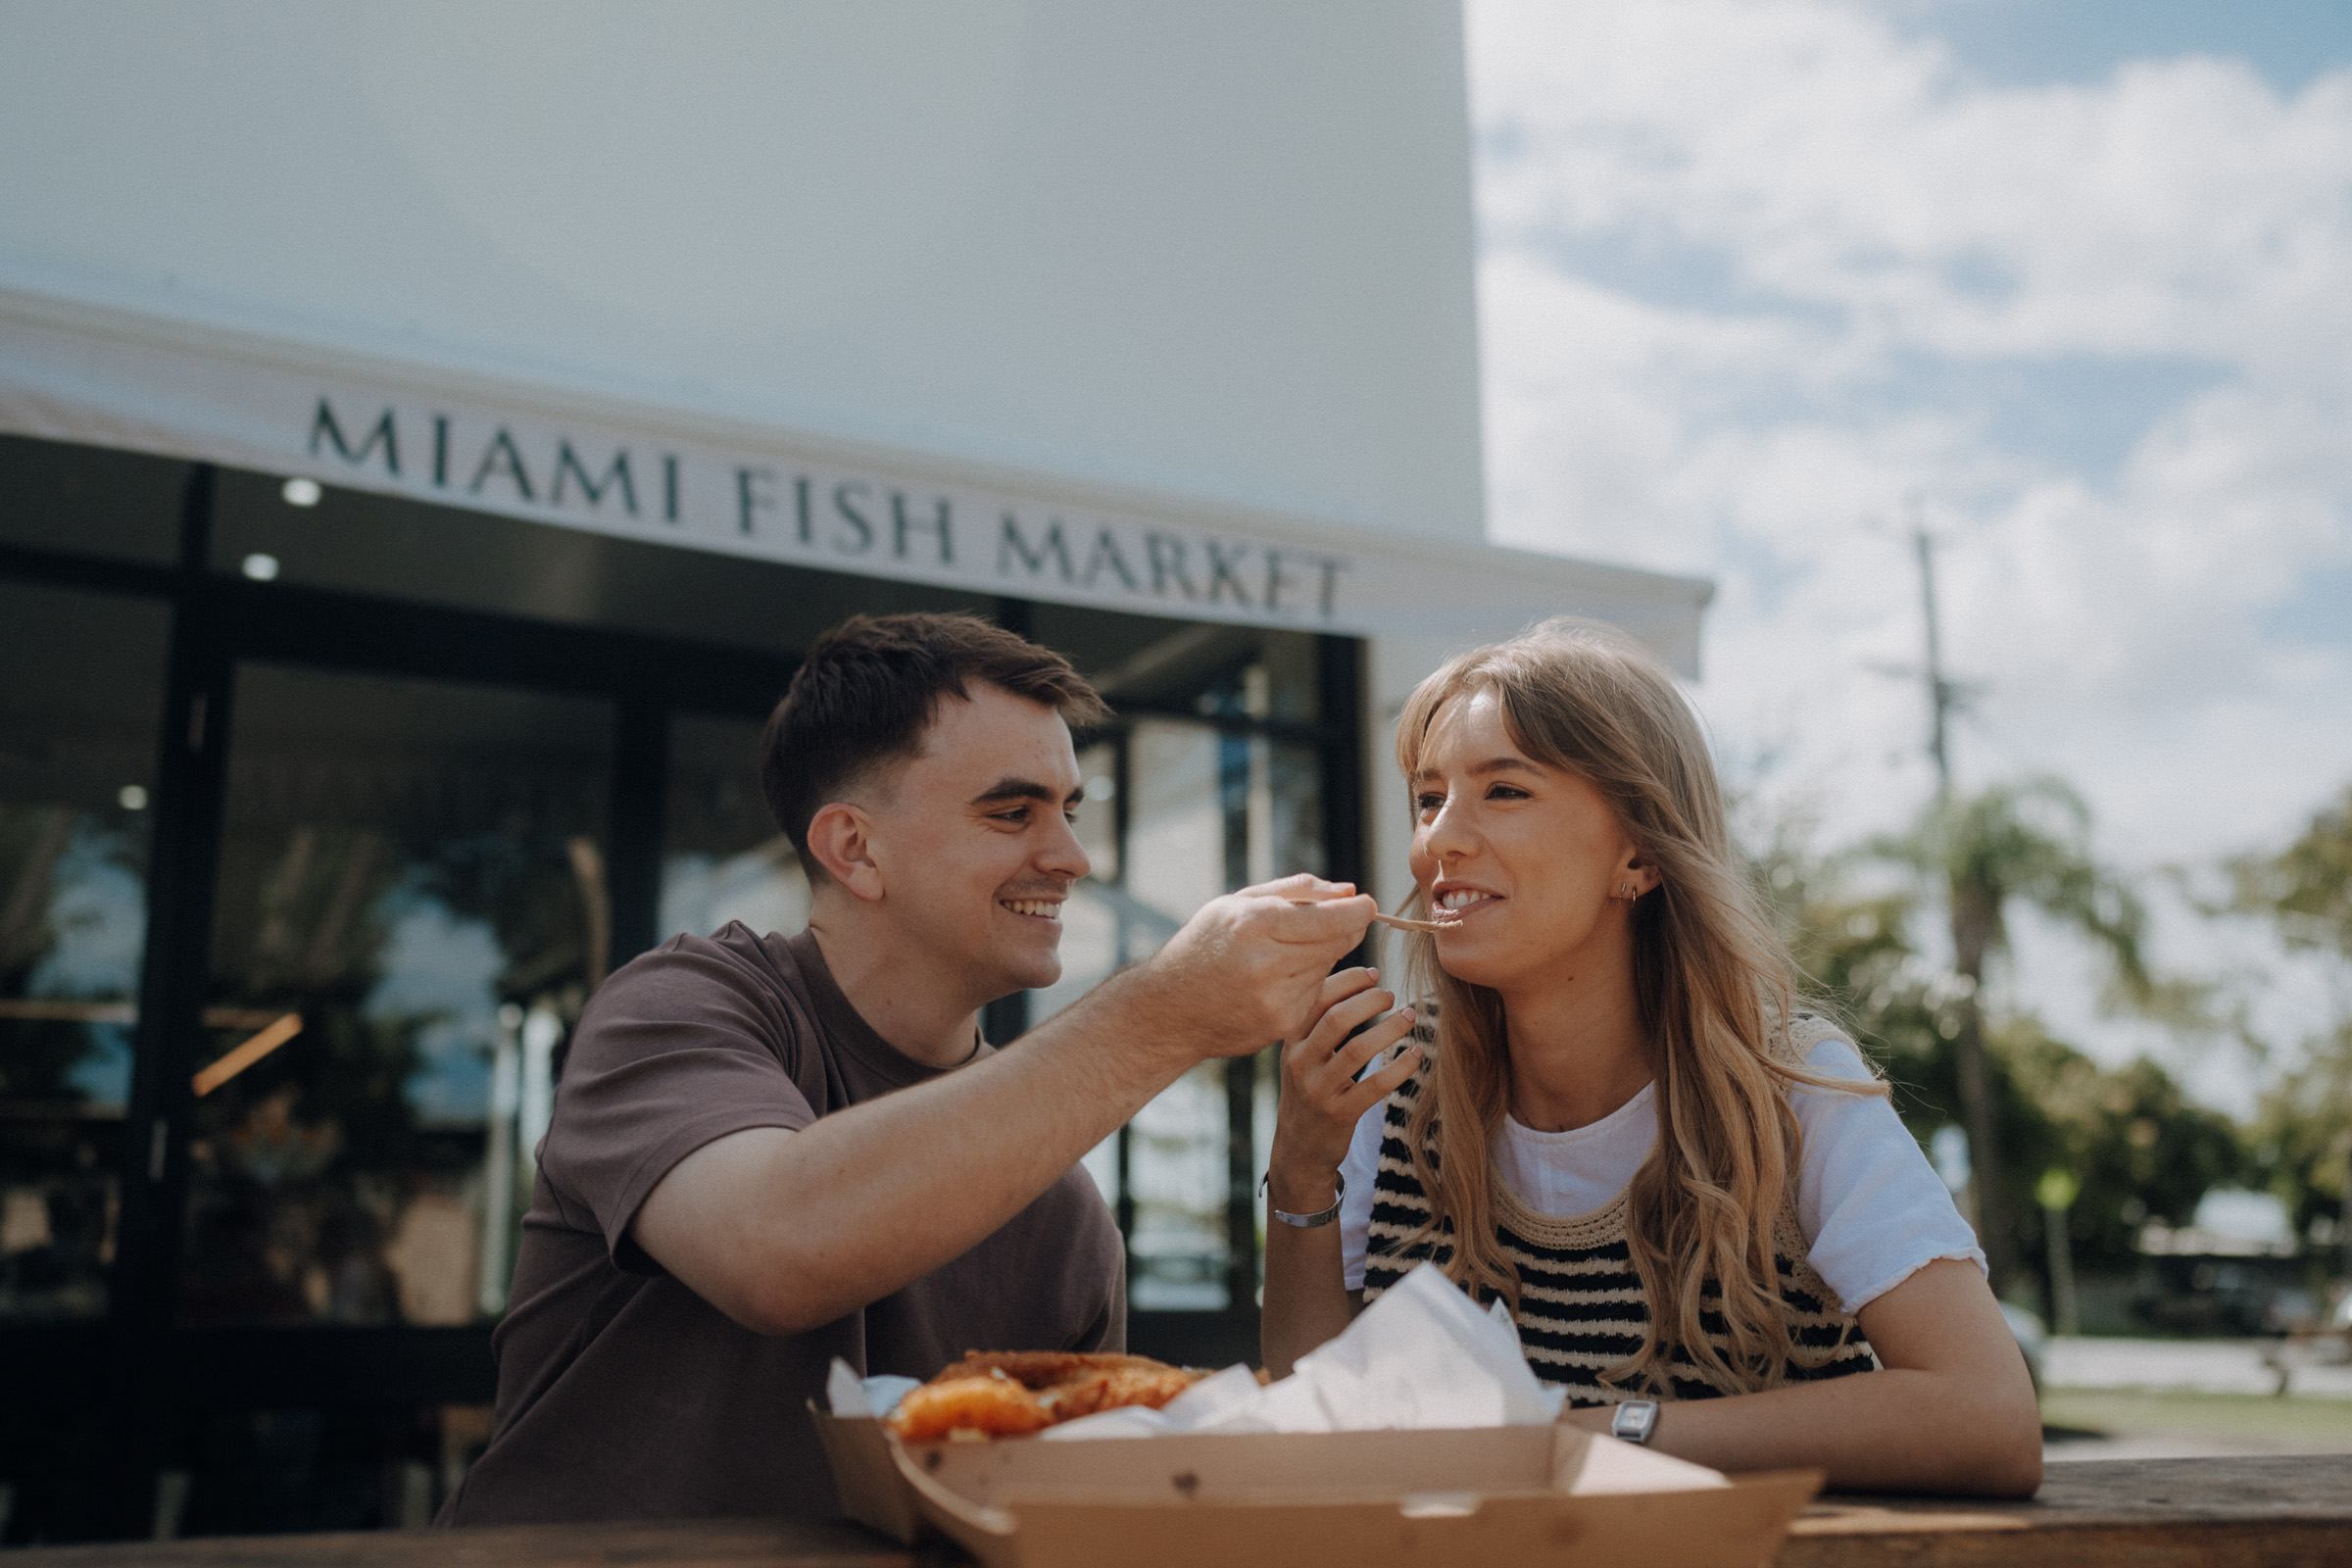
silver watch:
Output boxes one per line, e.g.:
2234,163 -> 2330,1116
1610,1400 -> 1659,1446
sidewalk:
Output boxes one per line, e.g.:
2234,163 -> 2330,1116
2043,1337 -> 2352,1399
2039,1337 -> 2352,1462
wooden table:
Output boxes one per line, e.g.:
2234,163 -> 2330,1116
5,1458 -> 2344,1567
1782,1456 -> 2350,1566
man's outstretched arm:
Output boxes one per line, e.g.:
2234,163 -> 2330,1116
632,876 -> 1373,1337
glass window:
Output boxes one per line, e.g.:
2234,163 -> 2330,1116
1126,1059 -> 1235,1309
659,713 -> 807,944
1127,720 -> 1228,920
180,665 -> 612,1326
0,581 -> 170,1322
1042,701 -> 1331,1312
0,434 -> 186,565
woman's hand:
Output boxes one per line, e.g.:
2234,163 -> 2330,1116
1265,967 -> 1421,1214
1261,967 -> 1420,1378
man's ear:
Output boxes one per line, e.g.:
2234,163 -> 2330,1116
805,803 -> 886,903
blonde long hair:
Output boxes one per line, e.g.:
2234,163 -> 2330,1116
1393,618 -> 1877,1396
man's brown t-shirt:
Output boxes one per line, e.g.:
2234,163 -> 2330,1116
443,924 -> 1125,1525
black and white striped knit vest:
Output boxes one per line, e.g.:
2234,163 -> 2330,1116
1361,1011 -> 1878,1406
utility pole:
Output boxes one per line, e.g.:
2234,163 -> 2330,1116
1901,502 -> 2014,1294
1914,504 -> 1955,799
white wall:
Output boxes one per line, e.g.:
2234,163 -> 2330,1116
0,0 -> 1485,543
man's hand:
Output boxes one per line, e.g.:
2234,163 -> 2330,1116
1136,874 -> 1379,1065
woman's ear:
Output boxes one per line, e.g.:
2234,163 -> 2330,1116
805,802 -> 886,903
1620,847 -> 1663,901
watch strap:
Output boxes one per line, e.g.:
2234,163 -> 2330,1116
1260,1169 -> 1345,1228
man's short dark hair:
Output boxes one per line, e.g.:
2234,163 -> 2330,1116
761,612 -> 1111,878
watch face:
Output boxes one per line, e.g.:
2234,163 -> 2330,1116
1612,1401 -> 1656,1443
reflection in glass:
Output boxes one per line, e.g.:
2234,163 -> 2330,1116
1128,1061 -> 1233,1309
1124,720 -> 1226,920
1113,720 -> 1229,1306
660,714 -> 808,943
0,581 -> 169,1321
1050,698 -> 1330,1313
181,666 -> 612,1326
1267,741 -> 1325,887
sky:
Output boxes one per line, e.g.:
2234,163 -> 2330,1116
1465,0 -> 2352,1109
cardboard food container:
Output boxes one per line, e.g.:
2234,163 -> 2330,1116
810,1403 -> 1820,1568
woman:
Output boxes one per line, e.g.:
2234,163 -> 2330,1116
1262,619 -> 2040,1495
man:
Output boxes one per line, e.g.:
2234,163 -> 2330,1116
443,612 -> 1373,1525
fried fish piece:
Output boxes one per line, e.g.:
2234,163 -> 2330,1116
938,1350 -> 1178,1390
885,1350 -> 1214,1440
886,1372 -> 1052,1442
1038,1365 -> 1205,1421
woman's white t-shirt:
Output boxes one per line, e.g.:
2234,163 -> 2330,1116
1337,1033 -> 1985,1315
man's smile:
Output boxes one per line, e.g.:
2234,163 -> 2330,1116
1000,898 -> 1064,921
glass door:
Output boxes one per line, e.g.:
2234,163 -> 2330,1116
1020,618 -> 1345,1337
0,581 -> 172,1325
178,663 -> 613,1330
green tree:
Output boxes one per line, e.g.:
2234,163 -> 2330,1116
2002,1026 -> 2244,1273
2229,785 -> 2352,1256
1743,793 -> 2247,1318
2246,1026 -> 2351,1249
2231,785 -> 2352,961
1880,779 -> 2150,1294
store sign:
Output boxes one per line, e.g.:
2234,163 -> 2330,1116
0,296 -> 1710,662
303,393 -> 1350,626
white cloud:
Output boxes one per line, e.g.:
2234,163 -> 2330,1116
1468,0 -> 2352,1083
1476,5 -> 2352,365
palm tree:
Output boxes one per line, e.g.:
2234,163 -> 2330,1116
1887,779 -> 2150,1293
2229,784 -> 2352,1279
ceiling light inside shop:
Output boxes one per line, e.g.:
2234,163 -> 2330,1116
241,553 -> 280,581
118,785 -> 148,811
280,476 -> 322,507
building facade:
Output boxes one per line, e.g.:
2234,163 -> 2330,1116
0,3 -> 1708,1541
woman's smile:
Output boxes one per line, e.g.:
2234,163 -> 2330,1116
1433,882 -> 1505,918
